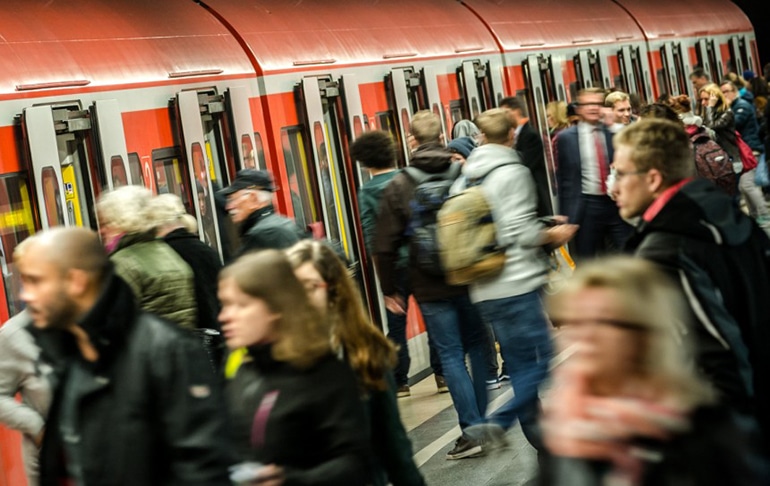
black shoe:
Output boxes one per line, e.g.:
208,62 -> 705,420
464,423 -> 509,451
446,435 -> 484,460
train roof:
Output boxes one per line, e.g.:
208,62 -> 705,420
614,0 -> 754,38
461,0 -> 645,51
0,0 -> 254,98
201,0 -> 499,74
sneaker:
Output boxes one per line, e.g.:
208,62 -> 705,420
435,375 -> 449,393
464,423 -> 509,451
498,373 -> 510,382
396,385 -> 411,398
486,378 -> 501,390
446,435 -> 484,460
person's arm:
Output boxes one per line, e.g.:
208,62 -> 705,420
373,178 -> 408,297
153,330 -> 233,485
0,329 -> 46,438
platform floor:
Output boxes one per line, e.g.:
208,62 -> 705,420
400,375 -> 538,486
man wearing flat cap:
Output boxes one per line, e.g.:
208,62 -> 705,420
220,169 -> 305,257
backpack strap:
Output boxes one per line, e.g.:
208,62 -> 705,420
466,162 -> 515,188
404,163 -> 461,185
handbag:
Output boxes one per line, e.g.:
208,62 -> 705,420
756,152 -> 770,187
735,131 -> 758,171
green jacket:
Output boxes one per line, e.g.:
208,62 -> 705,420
358,171 -> 407,267
110,232 -> 197,329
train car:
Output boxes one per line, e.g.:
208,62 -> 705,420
0,1 -> 758,485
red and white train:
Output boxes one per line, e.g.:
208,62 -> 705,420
0,1 -> 758,483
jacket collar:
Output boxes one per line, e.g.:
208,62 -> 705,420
241,205 -> 275,235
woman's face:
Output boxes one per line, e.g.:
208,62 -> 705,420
218,277 -> 280,349
552,287 -> 644,389
293,261 -> 329,313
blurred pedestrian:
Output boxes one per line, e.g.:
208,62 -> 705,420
220,250 -> 370,485
18,227 -> 231,485
542,256 -> 769,485
287,240 -> 425,486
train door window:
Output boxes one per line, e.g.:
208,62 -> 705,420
281,126 -> 316,232
128,153 -> 144,186
40,167 -> 64,227
151,147 -> 192,212
671,43 -> 688,95
696,39 -> 721,83
110,156 -> 128,187
0,174 -> 35,316
252,132 -> 267,170
190,142 -> 220,250
574,50 -> 603,89
241,134 -> 256,169
313,122 -> 342,244
375,111 -> 402,167
449,100 -> 464,127
618,46 -> 648,104
352,117 -> 364,138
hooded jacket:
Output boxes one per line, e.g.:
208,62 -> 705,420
452,143 -> 549,302
237,204 -> 306,256
374,142 -> 466,302
625,179 -> 770,443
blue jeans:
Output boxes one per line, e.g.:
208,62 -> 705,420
477,290 -> 552,445
386,269 -> 442,386
419,294 -> 488,430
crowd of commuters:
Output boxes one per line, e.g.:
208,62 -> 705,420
3,65 -> 770,486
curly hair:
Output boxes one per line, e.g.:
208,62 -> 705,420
349,130 -> 397,169
286,240 -> 397,392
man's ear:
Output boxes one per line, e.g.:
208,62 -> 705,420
647,169 -> 665,195
66,268 -> 90,297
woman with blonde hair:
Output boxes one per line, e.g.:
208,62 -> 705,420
541,256 -> 767,485
286,240 -> 425,486
220,250 -> 370,485
546,101 -> 569,140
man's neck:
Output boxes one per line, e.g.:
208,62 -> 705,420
68,323 -> 99,363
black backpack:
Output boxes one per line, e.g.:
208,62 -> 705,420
403,163 -> 462,276
691,131 -> 738,196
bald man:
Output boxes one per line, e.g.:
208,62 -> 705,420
17,227 -> 232,485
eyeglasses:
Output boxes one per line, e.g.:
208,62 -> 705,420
551,318 -> 646,331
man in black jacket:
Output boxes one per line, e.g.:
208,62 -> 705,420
17,227 -> 232,485
500,96 -> 553,217
613,118 -> 770,451
220,169 -> 305,258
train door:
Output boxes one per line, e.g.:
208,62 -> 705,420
174,90 -> 225,260
728,36 -> 751,76
22,103 -> 110,230
224,86 -> 262,170
297,75 -> 373,310
523,54 -> 558,214
659,42 -> 688,97
386,67 -> 426,164
421,66 -> 450,140
618,45 -> 651,103
458,60 -> 495,120
573,49 -> 604,89
696,38 -> 723,86
91,100 -> 133,189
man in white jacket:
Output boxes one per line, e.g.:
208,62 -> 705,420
0,310 -> 52,486
452,108 -> 576,455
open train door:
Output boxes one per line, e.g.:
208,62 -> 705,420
297,76 -> 374,313
458,60 -> 495,120
728,35 -> 751,77
174,90 -> 224,261
523,54 -> 559,215
22,104 -> 102,230
573,49 -> 604,90
91,99 -> 133,189
224,86 -> 261,171
618,45 -> 651,104
696,38 -> 723,88
421,66 -> 451,138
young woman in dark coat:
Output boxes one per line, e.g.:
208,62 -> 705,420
220,250 -> 371,486
287,240 -> 426,486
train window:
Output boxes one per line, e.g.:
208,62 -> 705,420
0,174 -> 35,315
671,44 -> 687,95
313,122 -> 342,243
449,100 -> 464,127
152,147 -> 193,213
353,116 -> 364,138
375,111 -> 402,167
190,143 -> 220,252
241,134 -> 256,169
254,133 -> 266,169
281,126 -> 316,232
110,156 -> 128,187
128,153 -> 144,186
40,167 -> 64,227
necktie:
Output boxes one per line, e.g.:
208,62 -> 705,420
594,129 -> 608,193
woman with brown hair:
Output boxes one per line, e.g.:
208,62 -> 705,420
220,250 -> 370,486
540,256 -> 768,485
286,240 -> 425,486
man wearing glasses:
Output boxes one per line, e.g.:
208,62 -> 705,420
220,169 -> 305,256
555,87 -> 632,261
613,118 -> 770,451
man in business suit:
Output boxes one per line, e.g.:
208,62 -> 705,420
500,97 -> 553,217
555,87 -> 632,261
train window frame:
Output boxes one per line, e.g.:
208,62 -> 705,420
254,132 -> 266,169
110,155 -> 128,187
280,125 -> 317,232
151,146 -> 193,213
127,152 -> 144,186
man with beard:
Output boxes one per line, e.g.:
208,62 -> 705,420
17,227 -> 232,485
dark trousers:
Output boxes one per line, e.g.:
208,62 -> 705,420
573,194 -> 633,261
